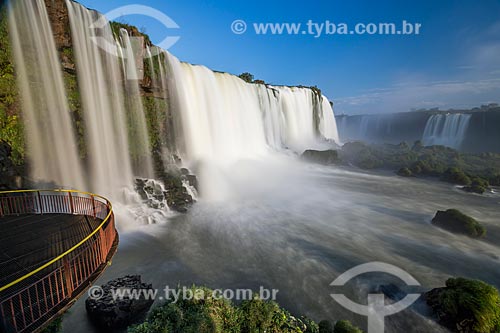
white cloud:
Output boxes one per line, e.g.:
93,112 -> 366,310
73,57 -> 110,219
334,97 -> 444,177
334,78 -> 500,114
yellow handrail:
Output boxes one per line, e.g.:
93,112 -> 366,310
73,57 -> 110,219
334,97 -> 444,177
0,189 -> 114,293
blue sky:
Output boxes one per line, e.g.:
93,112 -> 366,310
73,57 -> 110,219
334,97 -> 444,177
77,0 -> 500,114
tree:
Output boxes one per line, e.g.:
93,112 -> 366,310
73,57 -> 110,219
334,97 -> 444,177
238,72 -> 254,83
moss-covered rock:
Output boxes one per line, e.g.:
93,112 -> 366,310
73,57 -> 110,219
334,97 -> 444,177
463,177 -> 490,194
319,320 -> 334,333
432,209 -> 486,238
397,167 -> 413,177
425,277 -> 500,333
302,149 -> 340,165
333,320 -> 363,333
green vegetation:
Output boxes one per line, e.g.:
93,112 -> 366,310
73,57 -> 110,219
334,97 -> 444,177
339,141 -> 500,192
62,71 -> 86,158
238,72 -> 254,83
142,96 -> 167,153
128,285 -> 361,333
426,278 -> 500,333
441,167 -> 471,185
0,7 -> 24,165
464,177 -> 490,194
110,20 -> 153,46
41,317 -> 62,333
397,167 -> 412,177
432,209 -> 486,238
143,51 -> 165,88
333,320 -> 363,333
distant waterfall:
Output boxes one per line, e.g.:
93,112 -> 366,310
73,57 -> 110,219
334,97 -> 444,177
8,0 -> 85,189
422,113 -> 472,149
66,0 -> 134,198
164,52 -> 338,163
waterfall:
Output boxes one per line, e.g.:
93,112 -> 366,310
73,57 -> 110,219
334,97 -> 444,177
118,29 -> 155,178
7,0 -> 340,203
8,0 -> 85,189
319,97 -> 339,143
65,0 -> 134,198
163,52 -> 338,164
422,113 -> 472,149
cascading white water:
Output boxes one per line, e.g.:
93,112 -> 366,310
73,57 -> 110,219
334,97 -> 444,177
277,86 -> 318,151
163,52 -> 339,164
118,29 -> 155,178
319,97 -> 340,143
422,113 -> 472,149
8,0 -> 85,189
66,0 -> 134,198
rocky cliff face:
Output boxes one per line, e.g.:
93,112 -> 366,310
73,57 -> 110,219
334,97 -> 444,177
45,0 -> 75,71
0,0 -> 177,188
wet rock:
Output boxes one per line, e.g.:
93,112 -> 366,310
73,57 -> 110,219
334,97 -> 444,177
85,275 -> 154,329
301,149 -> 340,165
432,209 -> 485,238
185,174 -> 198,190
135,165 -> 197,213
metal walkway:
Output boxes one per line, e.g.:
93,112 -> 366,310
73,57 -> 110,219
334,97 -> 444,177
0,190 -> 118,333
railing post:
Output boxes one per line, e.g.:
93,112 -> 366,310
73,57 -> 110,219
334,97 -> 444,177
91,195 -> 96,218
37,191 -> 43,215
68,192 -> 74,214
63,257 -> 74,298
99,228 -> 107,262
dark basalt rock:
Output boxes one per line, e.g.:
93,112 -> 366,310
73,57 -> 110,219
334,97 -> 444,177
432,209 -> 486,238
135,165 -> 198,213
85,275 -> 154,330
301,149 -> 340,165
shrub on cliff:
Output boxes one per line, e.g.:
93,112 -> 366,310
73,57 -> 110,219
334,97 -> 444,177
426,277 -> 500,333
432,209 -> 485,238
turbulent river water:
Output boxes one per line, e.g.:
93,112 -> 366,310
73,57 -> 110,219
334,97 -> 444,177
62,157 -> 500,333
